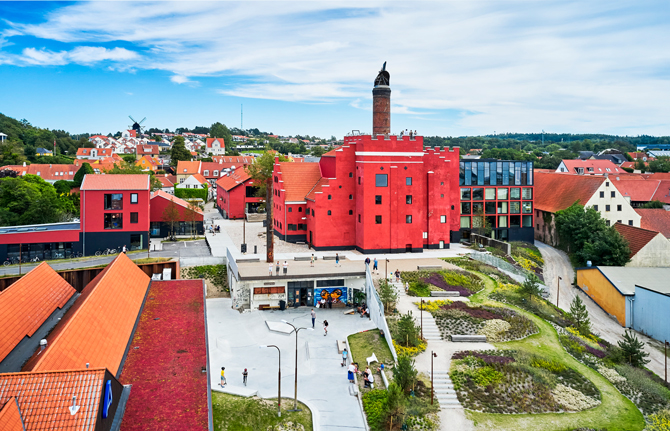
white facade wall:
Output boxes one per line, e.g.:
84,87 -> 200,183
627,234 -> 670,267
585,180 -> 641,227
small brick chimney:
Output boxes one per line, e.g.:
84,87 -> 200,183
372,62 -> 391,135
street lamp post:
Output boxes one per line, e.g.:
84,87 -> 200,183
557,276 -> 562,308
665,340 -> 668,383
431,351 -> 437,404
260,345 -> 282,417
385,258 -> 389,281
281,320 -> 313,411
420,299 -> 424,340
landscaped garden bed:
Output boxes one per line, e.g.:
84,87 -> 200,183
450,350 -> 601,414
489,281 -> 572,328
211,393 -> 312,431
402,269 -> 483,297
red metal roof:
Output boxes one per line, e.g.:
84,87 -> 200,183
635,208 -> 670,238
80,174 -> 150,191
559,159 -> 622,174
0,262 -> 76,363
613,222 -> 661,258
0,369 -> 105,430
534,172 -> 603,213
25,254 -> 150,375
216,168 -> 252,191
277,162 -> 322,202
0,398 -> 24,431
119,280 -> 208,431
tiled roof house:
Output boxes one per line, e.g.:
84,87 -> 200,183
613,223 -> 670,267
635,208 -> 670,238
555,159 -> 622,175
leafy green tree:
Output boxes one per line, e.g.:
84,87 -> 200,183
122,154 -> 136,163
617,330 -> 650,367
53,180 -> 73,195
393,355 -> 418,394
648,156 -> 670,173
153,135 -> 162,142
72,162 -> 94,188
634,158 -> 646,171
170,136 -> 192,165
210,122 -> 234,153
568,295 -> 591,335
555,203 -> 608,254
578,228 -> 631,266
641,200 -> 665,209
0,140 -> 26,165
519,273 -> 542,303
247,151 -> 288,262
396,312 -> 421,347
310,146 -> 325,157
385,382 -> 406,429
378,279 -> 398,314
0,175 -> 65,226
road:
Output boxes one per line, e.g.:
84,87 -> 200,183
0,239 -> 211,276
536,240 -> 667,378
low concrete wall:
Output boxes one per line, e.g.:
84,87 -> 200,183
471,233 -> 511,255
180,256 -> 226,267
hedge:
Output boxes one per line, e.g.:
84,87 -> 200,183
175,186 -> 208,201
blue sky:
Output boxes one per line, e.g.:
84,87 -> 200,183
1,1 -> 669,138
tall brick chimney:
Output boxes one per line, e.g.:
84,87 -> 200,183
372,62 -> 391,135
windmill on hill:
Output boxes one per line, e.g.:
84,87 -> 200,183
128,115 -> 146,134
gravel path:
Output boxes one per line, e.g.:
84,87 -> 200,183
536,241 -> 667,378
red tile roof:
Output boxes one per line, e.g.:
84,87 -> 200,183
25,254 -> 150,375
216,168 -> 252,191
190,173 -> 208,185
176,161 -> 201,175
322,146 -> 340,157
156,176 -> 173,188
80,174 -> 150,191
635,209 -> 670,238
1,164 -> 77,182
559,159 -> 622,174
151,191 -> 203,214
305,178 -> 330,201
136,145 -> 159,155
641,173 -> 670,180
0,398 -> 24,431
613,222 -> 662,257
210,156 -> 254,165
534,172 -> 604,213
0,369 -> 105,430
611,179 -> 661,201
205,137 -> 225,148
0,262 -> 76,363
76,148 -> 113,158
651,180 -> 670,204
119,280 -> 208,431
277,162 -> 322,202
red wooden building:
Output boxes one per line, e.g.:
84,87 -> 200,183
150,190 -> 204,237
216,167 -> 263,219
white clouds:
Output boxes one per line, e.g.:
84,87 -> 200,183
3,1 -> 670,135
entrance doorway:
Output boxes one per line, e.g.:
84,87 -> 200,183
287,281 -> 314,307
405,244 -> 412,253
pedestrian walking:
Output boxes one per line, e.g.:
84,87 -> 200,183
122,245 -> 127,254
335,253 -> 340,267
373,257 -> 378,272
365,257 -> 370,267
220,367 -> 226,386
269,263 -> 273,276
276,261 -> 280,276
283,260 -> 288,275
327,296 -> 332,309
348,362 -> 356,383
310,254 -> 315,267
242,368 -> 248,386
311,309 -> 316,328
395,269 -> 401,283
323,319 -> 329,336
341,348 -> 348,367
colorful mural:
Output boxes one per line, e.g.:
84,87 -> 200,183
314,287 -> 347,306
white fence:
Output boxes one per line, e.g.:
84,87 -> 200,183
469,252 -> 531,279
364,266 -> 398,361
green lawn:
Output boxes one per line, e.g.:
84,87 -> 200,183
459,273 -> 645,431
211,393 -> 312,431
348,329 -> 394,366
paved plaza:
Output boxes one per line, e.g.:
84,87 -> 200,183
206,298 -> 376,431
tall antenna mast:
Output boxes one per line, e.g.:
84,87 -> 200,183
241,104 -> 243,130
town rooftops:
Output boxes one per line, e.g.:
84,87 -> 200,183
0,262 -> 76,363
635,208 -> 670,238
80,174 -> 150,191
176,160 -> 201,175
24,253 -> 150,376
277,162 -> 322,202
76,148 -> 113,157
613,222 -> 662,258
534,172 -> 603,213
151,190 -> 203,214
558,159 -> 622,174
155,176 -> 174,188
205,137 -> 225,147
0,222 -> 80,235
216,168 -> 252,191
0,397 -> 23,430
611,178 -> 661,201
581,266 -> 670,296
0,368 -> 107,430
1,164 -> 77,182
211,156 -> 254,165
136,144 -> 159,155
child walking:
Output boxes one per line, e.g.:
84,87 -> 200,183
323,320 -> 329,336
220,367 -> 226,386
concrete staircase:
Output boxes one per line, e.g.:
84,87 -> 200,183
432,370 -> 461,409
393,280 -> 442,341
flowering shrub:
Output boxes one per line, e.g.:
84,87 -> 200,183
531,358 -> 567,373
566,326 -> 601,347
392,339 -> 426,357
414,299 -> 452,313
421,273 -> 473,297
440,301 -> 502,320
516,256 -> 539,272
596,365 -> 626,384
647,409 -> 670,431
477,319 -> 511,342
551,383 -> 601,411
451,350 -> 515,365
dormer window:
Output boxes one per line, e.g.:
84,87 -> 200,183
587,167 -> 594,172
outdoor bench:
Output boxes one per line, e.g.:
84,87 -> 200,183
294,256 -> 312,261
451,335 -> 487,342
323,255 -> 347,261
417,265 -> 442,270
430,291 -> 459,297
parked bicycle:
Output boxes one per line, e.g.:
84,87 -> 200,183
95,248 -> 117,256
29,256 -> 40,263
3,257 -> 20,266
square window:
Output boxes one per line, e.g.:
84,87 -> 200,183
606,181 -> 610,187
510,202 -> 521,214
349,194 -> 353,200
104,213 -> 123,229
485,188 -> 496,200
510,188 -> 521,200
441,194 -> 444,198
497,201 -> 508,214
461,202 -> 471,214
327,210 -> 331,215
485,202 -> 496,214
522,215 -> 532,227
440,215 -> 446,223
131,193 -> 138,204
406,195 -> 412,204
522,188 -> 532,200
460,216 -> 470,228
104,194 -> 123,210
617,204 -> 622,211
472,202 -> 483,215
440,182 -> 444,186
497,188 -> 508,200
600,191 -> 605,198
472,188 -> 484,200
406,215 -> 412,223
606,220 -> 610,226
376,174 -> 388,187
628,220 -> 633,225
288,207 -> 292,212
606,205 -> 611,212
522,202 -> 532,214
498,216 -> 508,227
406,177 -> 412,186
130,212 -> 138,223
328,195 -> 332,200
460,188 -> 471,200
611,191 -> 616,198
375,195 -> 382,204
594,205 -> 599,211
375,215 -> 382,224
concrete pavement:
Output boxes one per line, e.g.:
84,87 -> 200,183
206,298 -> 376,431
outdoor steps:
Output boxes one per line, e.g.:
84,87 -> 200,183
432,371 -> 462,409
392,281 -> 443,341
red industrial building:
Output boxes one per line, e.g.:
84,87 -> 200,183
272,65 -> 534,252
216,167 -> 263,219
150,190 -> 204,237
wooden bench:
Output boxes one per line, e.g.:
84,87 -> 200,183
258,304 -> 281,311
323,255 -> 347,261
451,335 -> 487,342
337,340 -> 347,354
430,291 -> 459,297
417,265 -> 442,270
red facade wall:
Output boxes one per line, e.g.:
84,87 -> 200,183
81,189 -> 150,233
216,180 -> 263,220
0,229 -> 80,245
150,195 -> 204,222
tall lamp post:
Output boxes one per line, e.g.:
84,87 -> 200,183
557,276 -> 562,308
385,258 -> 389,281
281,320 -> 313,411
665,340 -> 668,383
431,351 -> 437,404
260,345 -> 282,417
420,299 -> 424,340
